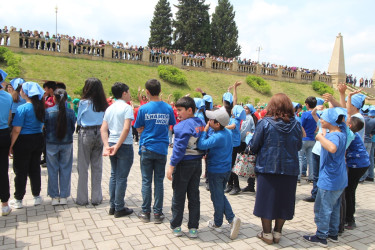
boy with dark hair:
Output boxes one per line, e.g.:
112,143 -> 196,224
43,81 -> 56,109
197,108 -> 241,240
134,79 -> 176,223
101,82 -> 134,218
299,96 -> 318,182
166,96 -> 205,238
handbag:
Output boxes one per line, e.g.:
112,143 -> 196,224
232,152 -> 256,178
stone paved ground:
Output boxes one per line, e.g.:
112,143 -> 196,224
1,135 -> 375,250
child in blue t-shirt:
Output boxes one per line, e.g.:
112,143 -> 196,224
134,79 -> 176,223
166,97 -> 205,238
225,105 -> 246,195
304,108 -> 347,247
197,108 -> 241,240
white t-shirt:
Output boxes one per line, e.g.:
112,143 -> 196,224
103,99 -> 134,145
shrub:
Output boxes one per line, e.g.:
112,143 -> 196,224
172,90 -> 183,102
0,47 -> 21,78
158,65 -> 187,85
246,75 -> 271,95
312,81 -> 334,95
254,97 -> 260,106
242,96 -> 250,104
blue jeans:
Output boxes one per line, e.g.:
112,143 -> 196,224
360,142 -> 374,180
46,143 -> 73,198
140,147 -> 167,214
170,159 -> 202,229
299,140 -> 315,180
109,143 -> 133,211
311,153 -> 320,199
314,188 -> 344,239
208,171 -> 235,227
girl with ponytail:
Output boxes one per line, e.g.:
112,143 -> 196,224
44,89 -> 76,206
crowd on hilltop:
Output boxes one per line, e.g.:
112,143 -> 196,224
1,66 -> 374,247
346,74 -> 373,88
1,25 -> 331,75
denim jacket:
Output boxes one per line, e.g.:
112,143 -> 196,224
45,105 -> 76,144
249,116 -> 302,176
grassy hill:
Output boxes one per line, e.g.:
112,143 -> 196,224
14,53 -> 330,105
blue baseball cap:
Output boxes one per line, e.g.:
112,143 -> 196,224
10,78 -> 26,90
345,94 -> 366,109
245,104 -> 256,114
232,105 -> 246,121
193,98 -> 205,110
203,95 -> 213,110
321,108 -> 346,126
316,97 -> 324,106
22,82 -> 45,100
223,92 -> 233,104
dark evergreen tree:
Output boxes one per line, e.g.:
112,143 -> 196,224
148,0 -> 173,49
173,0 -> 212,53
211,0 -> 241,58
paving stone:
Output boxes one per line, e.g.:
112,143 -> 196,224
1,136 -> 374,249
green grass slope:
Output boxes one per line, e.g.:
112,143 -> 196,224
17,53 -> 326,105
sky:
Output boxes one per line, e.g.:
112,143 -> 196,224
1,0 -> 374,79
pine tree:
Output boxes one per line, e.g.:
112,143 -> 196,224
211,0 -> 241,58
148,0 -> 173,49
173,0 -> 212,53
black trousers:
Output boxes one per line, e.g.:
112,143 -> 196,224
13,133 -> 43,200
228,145 -> 242,188
345,166 -> 369,223
0,129 -> 11,203
170,159 -> 202,229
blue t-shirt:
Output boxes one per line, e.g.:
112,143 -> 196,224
228,117 -> 241,147
318,131 -> 347,191
11,96 -> 26,114
170,117 -> 205,166
0,91 -> 12,129
77,99 -> 105,126
301,111 -> 318,141
197,128 -> 233,173
134,101 -> 176,155
346,133 -> 370,168
12,103 -> 43,134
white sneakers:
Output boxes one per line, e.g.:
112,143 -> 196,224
51,198 -> 60,206
2,206 -> 12,216
208,217 -> 241,240
9,196 -> 44,209
10,199 -> 23,209
51,197 -> 67,206
207,220 -> 223,233
59,198 -> 67,205
34,196 -> 43,206
230,217 -> 241,240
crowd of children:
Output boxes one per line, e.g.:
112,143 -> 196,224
1,68 -> 374,245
